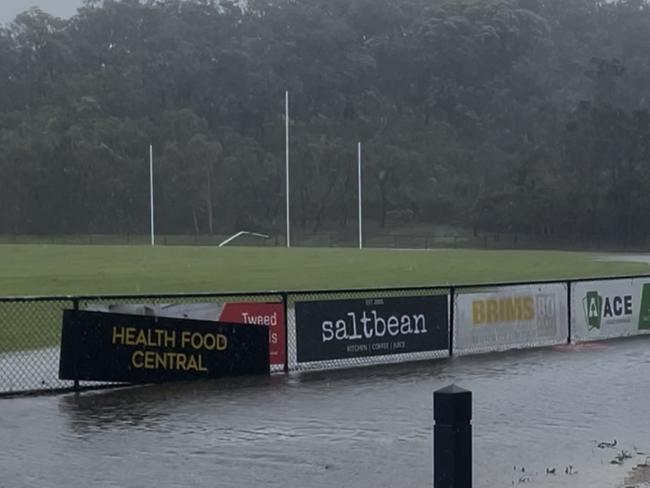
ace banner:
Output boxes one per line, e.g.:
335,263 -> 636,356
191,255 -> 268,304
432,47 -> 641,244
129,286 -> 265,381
571,278 -> 650,342
59,310 -> 269,383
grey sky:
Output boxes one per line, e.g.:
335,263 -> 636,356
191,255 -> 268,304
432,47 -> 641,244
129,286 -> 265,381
0,0 -> 82,24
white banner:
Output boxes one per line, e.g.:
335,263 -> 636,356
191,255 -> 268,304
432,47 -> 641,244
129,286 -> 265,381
454,284 -> 568,353
571,278 -> 650,342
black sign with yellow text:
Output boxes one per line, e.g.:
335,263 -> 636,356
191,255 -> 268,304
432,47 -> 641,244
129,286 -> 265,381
59,310 -> 269,382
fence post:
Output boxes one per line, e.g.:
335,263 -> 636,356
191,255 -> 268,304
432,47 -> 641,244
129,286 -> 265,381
282,292 -> 289,373
434,384 -> 472,488
567,280 -> 572,344
448,287 -> 455,357
72,297 -> 80,393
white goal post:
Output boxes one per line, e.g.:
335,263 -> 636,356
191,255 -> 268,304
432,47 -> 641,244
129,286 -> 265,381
218,231 -> 270,247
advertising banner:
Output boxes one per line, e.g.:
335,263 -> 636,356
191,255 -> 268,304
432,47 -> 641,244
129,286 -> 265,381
294,295 -> 448,363
571,278 -> 650,342
86,302 -> 285,366
59,310 -> 269,383
454,284 -> 568,353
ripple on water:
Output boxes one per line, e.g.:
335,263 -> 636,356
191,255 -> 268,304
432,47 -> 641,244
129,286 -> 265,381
1,336 -> 650,488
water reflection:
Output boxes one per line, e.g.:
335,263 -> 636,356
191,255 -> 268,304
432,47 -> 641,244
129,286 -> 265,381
59,375 -> 286,433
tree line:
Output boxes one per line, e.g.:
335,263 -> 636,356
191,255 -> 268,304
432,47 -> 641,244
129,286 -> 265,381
2,0 -> 650,246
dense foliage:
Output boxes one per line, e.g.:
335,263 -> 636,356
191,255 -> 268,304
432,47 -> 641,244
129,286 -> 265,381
2,0 -> 650,246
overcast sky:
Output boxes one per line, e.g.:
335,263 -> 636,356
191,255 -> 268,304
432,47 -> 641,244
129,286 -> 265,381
0,0 -> 82,24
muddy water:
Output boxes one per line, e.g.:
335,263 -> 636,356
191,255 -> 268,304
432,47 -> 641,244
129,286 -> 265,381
2,337 -> 650,488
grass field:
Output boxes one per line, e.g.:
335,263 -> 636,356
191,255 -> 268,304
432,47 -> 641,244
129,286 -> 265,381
1,244 -> 649,296
1,244 -> 649,354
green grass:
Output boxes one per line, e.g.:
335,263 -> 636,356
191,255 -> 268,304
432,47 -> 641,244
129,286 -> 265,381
1,244 -> 649,353
1,244 -> 648,296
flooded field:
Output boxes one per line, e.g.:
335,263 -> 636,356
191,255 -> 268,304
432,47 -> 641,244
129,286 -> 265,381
1,337 -> 650,488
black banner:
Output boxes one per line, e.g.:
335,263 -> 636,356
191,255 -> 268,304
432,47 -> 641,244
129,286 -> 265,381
59,310 -> 269,383
295,295 -> 449,362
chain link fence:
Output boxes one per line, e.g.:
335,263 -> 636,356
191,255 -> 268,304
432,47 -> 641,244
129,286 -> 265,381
4,275 -> 650,397
0,292 -> 282,395
0,297 -> 75,393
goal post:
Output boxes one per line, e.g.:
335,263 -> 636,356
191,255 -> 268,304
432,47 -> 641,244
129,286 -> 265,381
218,231 -> 270,247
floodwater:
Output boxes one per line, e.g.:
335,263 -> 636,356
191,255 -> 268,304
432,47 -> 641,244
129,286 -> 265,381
596,254 -> 650,266
2,338 -> 650,488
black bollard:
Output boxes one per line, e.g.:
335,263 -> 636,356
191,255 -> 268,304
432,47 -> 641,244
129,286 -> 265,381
434,384 -> 472,488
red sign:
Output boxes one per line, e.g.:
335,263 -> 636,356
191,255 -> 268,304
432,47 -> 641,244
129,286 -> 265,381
219,303 -> 285,366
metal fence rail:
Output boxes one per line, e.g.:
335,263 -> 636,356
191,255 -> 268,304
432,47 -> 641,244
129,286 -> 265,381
2,274 -> 650,397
